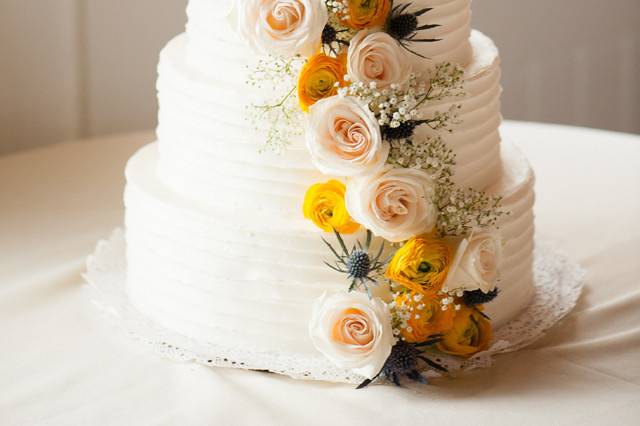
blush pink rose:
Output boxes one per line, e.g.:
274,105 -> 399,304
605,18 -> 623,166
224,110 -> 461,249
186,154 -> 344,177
306,96 -> 388,176
346,165 -> 437,242
347,31 -> 412,89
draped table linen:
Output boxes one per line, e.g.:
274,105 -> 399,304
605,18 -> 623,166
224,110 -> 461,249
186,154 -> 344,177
1,122 -> 639,425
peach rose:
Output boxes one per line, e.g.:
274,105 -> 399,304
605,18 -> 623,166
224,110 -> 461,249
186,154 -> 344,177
346,166 -> 437,243
347,31 -> 412,89
236,0 -> 328,57
309,292 -> 394,379
306,96 -> 388,176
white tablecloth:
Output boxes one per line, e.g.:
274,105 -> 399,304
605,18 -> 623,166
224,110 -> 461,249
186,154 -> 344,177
1,122 -> 639,426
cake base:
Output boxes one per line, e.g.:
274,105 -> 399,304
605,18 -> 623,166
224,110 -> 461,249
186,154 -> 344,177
85,229 -> 584,385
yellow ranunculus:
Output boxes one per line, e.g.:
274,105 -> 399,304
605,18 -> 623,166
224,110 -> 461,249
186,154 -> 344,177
395,291 -> 456,343
303,180 -> 360,233
437,306 -> 492,357
345,0 -> 392,30
386,234 -> 452,295
298,53 -> 347,112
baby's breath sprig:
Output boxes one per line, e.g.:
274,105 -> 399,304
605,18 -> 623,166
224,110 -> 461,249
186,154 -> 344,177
424,104 -> 463,133
339,73 -> 428,129
421,62 -> 466,104
387,134 -> 506,237
247,55 -> 302,87
322,1 -> 355,56
246,56 -> 305,153
325,1 -> 351,26
387,136 -> 456,185
340,62 -> 465,141
389,285 -> 420,337
247,90 -> 303,154
435,185 -> 507,237
326,0 -> 348,17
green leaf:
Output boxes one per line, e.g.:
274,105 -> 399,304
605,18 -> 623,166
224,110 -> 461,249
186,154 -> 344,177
365,285 -> 373,300
409,38 -> 442,43
321,237 -> 343,263
356,378 -> 373,390
365,230 -> 373,250
324,262 -> 346,273
416,23 -> 440,31
414,338 -> 442,347
372,239 -> 386,264
333,229 -> 349,257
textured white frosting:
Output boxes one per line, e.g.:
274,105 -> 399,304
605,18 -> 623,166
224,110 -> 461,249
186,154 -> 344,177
123,0 -> 535,359
156,30 -> 501,210
125,140 -> 534,355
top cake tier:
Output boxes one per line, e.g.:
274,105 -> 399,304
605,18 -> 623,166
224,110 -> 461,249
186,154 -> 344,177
185,0 -> 472,74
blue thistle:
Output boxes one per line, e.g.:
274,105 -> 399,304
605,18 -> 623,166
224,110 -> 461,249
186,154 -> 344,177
323,229 -> 388,298
357,338 -> 447,389
346,250 -> 371,280
385,3 -> 441,59
463,288 -> 499,307
321,24 -> 350,56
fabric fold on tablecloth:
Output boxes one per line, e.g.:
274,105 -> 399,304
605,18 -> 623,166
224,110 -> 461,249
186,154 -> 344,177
1,124 -> 639,425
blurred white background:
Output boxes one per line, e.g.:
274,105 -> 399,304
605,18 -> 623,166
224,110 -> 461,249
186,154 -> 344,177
1,0 -> 639,155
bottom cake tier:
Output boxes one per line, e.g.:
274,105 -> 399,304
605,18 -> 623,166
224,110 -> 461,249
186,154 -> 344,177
124,140 -> 535,357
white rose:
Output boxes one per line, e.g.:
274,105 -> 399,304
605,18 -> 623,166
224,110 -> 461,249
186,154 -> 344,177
235,0 -> 328,57
445,233 -> 503,294
347,30 -> 412,89
346,166 -> 437,243
306,96 -> 388,176
309,292 -> 394,379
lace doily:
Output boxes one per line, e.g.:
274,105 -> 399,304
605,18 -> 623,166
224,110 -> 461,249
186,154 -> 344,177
84,229 -> 585,384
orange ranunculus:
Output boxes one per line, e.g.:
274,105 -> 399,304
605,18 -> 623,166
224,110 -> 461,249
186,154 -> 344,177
303,179 -> 360,233
385,234 -> 453,295
298,53 -> 347,112
344,0 -> 392,30
437,306 -> 492,357
395,291 -> 456,343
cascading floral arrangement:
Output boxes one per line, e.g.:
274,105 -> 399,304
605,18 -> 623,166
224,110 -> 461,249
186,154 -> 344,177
238,0 -> 507,387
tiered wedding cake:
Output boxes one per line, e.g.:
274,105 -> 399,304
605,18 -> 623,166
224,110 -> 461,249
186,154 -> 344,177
123,0 -> 535,383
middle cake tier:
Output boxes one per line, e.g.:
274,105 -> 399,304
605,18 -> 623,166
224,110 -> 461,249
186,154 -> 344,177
156,30 -> 503,210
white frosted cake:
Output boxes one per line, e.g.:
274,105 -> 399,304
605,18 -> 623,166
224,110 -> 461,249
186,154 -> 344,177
123,0 -> 536,384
